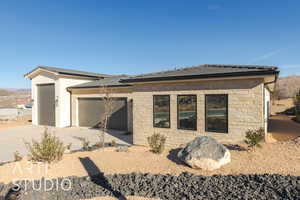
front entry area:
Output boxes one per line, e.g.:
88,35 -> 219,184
37,84 -> 56,126
78,97 -> 128,131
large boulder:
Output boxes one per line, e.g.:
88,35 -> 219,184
177,136 -> 231,171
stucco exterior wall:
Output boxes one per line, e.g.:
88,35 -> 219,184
70,87 -> 133,132
57,78 -> 91,127
31,72 -> 57,126
132,78 -> 265,147
31,72 -> 92,127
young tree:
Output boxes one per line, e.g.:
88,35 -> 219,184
270,88 -> 279,105
294,89 -> 300,121
99,84 -> 114,147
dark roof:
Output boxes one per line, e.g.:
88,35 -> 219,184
68,75 -> 131,89
25,66 -> 112,78
120,64 -> 279,83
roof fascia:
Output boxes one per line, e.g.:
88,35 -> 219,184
25,67 -> 105,80
120,70 -> 279,83
67,85 -> 132,91
24,68 -> 59,79
124,74 -> 277,85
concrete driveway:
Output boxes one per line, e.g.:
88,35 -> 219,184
0,125 -> 132,163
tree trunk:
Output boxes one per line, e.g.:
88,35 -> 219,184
101,115 -> 109,148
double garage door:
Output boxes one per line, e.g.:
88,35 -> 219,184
78,98 -> 128,131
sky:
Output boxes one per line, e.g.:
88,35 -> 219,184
0,0 -> 299,88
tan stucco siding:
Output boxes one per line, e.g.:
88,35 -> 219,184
132,78 -> 265,146
70,87 -> 133,132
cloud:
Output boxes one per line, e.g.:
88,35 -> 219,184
208,4 -> 221,10
250,48 -> 288,64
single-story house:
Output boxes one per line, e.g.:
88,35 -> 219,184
25,64 -> 279,146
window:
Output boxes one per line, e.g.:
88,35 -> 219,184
177,95 -> 197,130
153,95 -> 170,128
205,94 -> 228,133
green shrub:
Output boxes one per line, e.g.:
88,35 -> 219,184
110,139 -> 117,147
147,133 -> 166,154
294,89 -> 300,109
294,90 -> 300,122
14,151 -> 22,162
25,128 -> 66,163
244,128 -> 265,149
66,143 -> 72,150
81,138 -> 90,151
95,142 -> 104,148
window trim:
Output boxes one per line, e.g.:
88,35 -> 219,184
205,94 -> 228,133
177,94 -> 197,131
153,95 -> 171,128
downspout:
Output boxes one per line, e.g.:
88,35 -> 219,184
264,71 -> 279,89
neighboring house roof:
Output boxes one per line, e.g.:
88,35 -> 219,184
68,75 -> 131,89
25,66 -> 112,79
120,64 -> 279,83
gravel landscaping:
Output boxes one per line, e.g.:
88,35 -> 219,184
3,172 -> 300,200
0,139 -> 299,199
0,141 -> 299,186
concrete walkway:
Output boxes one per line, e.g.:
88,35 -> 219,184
0,125 -> 132,163
267,115 -> 300,143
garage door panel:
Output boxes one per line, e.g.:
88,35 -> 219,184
37,84 -> 55,126
78,98 -> 103,128
107,100 -> 127,130
78,98 -> 127,130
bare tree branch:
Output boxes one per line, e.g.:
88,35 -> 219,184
99,82 -> 114,147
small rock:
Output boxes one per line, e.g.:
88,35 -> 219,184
116,146 -> 129,152
293,136 -> 300,144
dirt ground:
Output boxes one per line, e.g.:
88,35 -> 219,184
0,115 -> 31,130
271,98 -> 294,115
268,115 -> 300,142
0,140 -> 299,185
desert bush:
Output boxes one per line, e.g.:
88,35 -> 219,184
25,128 -> 66,163
14,151 -> 22,162
110,139 -> 117,147
147,133 -> 166,154
66,143 -> 72,151
81,138 -> 90,151
294,90 -> 300,122
244,128 -> 265,149
95,141 -> 104,148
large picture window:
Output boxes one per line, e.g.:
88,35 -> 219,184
153,95 -> 170,128
205,94 -> 228,133
177,95 -> 197,130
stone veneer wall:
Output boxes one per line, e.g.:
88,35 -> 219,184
132,78 -> 265,147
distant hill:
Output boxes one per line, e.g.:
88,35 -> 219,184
0,88 -> 31,108
0,89 -> 15,96
277,75 -> 300,99
4,88 -> 31,94
0,88 -> 30,96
